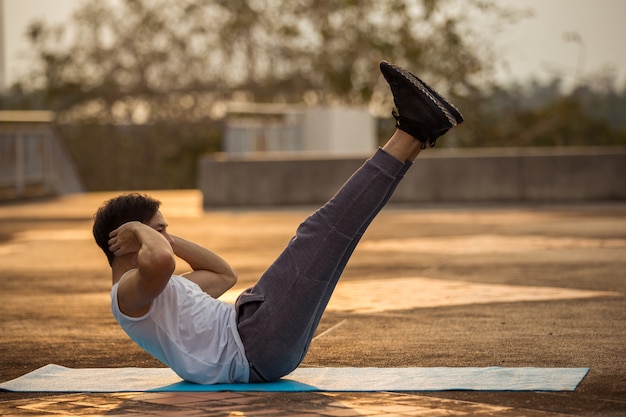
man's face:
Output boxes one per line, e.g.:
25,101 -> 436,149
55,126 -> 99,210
146,211 -> 174,245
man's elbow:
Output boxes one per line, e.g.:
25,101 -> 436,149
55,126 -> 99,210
227,267 -> 239,288
163,254 -> 177,277
142,251 -> 176,281
156,249 -> 176,274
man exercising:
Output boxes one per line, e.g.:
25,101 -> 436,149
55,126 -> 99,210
93,61 -> 463,384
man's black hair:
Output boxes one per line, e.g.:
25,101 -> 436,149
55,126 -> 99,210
93,193 -> 161,266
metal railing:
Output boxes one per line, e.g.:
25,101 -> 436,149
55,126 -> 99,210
0,111 -> 82,200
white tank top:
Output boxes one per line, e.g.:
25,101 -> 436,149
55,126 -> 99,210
111,272 -> 249,384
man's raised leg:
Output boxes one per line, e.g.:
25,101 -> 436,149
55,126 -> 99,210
236,61 -> 464,382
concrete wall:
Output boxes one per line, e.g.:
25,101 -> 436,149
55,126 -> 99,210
198,147 -> 626,208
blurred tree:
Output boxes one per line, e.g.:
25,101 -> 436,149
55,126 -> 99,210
18,0 -> 522,124
511,96 -> 625,146
7,0 -> 529,190
6,0 -> 537,190
453,77 -> 626,148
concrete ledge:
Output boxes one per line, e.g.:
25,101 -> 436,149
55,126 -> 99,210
198,147 -> 626,208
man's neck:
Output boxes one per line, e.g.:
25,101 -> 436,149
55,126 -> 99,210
111,257 -> 135,285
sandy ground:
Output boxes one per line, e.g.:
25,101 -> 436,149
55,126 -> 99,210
0,190 -> 625,416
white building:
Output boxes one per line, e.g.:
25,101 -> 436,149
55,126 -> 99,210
224,103 -> 376,156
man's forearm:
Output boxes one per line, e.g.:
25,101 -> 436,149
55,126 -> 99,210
169,235 -> 237,297
170,235 -> 234,275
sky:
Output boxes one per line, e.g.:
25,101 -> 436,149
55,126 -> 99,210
1,0 -> 626,90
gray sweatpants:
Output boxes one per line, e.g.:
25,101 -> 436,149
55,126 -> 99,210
235,148 -> 411,382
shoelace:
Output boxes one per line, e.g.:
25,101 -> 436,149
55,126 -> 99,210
392,110 -> 443,149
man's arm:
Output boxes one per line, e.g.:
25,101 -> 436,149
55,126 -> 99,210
170,235 -> 238,298
109,221 -> 176,317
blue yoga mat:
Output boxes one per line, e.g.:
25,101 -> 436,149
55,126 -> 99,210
0,364 -> 588,392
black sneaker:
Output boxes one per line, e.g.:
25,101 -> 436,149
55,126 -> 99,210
380,60 -> 464,148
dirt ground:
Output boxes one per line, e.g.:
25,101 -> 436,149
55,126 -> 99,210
0,191 -> 625,416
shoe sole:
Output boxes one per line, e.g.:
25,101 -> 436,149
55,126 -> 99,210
380,61 -> 463,127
